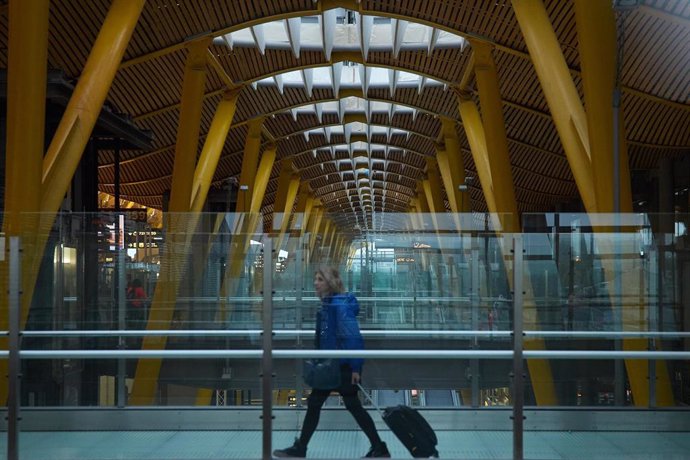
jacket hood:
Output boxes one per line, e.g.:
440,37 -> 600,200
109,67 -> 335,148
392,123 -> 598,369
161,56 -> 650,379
326,292 -> 360,316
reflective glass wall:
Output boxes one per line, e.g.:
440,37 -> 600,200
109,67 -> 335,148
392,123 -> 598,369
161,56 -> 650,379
2,212 -> 689,459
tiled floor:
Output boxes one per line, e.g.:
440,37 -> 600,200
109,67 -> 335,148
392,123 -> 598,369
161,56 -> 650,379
1,430 -> 689,459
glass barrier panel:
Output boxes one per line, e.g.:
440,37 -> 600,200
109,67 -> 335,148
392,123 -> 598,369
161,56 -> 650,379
17,212 -> 264,409
270,214 -> 516,459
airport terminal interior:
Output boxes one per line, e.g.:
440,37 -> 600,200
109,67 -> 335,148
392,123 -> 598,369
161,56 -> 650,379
0,0 -> 689,458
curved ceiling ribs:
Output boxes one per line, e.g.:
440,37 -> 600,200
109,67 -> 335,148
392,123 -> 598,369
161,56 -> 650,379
86,1 -> 690,231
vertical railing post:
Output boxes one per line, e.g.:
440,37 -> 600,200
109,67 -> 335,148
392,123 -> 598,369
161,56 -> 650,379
261,237 -> 274,459
8,237 -> 22,460
511,234 -> 524,460
647,241 -> 658,407
116,213 -> 127,407
470,235 -> 480,407
295,234 -> 305,407
613,216 -> 625,406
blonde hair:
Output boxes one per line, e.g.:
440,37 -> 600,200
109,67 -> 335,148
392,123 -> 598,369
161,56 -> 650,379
315,266 -> 345,295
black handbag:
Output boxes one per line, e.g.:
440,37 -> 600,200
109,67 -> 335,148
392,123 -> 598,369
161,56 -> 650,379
303,359 -> 341,389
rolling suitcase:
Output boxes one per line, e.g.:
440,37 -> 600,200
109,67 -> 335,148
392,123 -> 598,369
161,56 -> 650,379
358,385 -> 439,458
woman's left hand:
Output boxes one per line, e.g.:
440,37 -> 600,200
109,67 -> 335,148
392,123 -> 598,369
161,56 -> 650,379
351,372 -> 361,384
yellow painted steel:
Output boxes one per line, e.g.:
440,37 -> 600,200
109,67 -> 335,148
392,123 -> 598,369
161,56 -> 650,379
575,1 -> 671,407
308,206 -> 325,258
236,118 -> 265,213
251,144 -> 277,213
41,0 -> 146,213
0,0 -> 50,403
272,159 -> 300,251
457,90 -> 557,405
423,157 -> 445,214
416,183 -> 430,214
4,0 -> 48,233
326,219 -> 339,257
168,38 -> 213,211
284,184 -> 314,257
218,120 -> 270,322
131,38 -> 211,405
574,0 -> 617,213
273,159 -> 297,232
514,0 -> 671,406
195,388 -> 213,406
472,41 -> 518,222
457,98 -> 498,216
190,89 -> 241,212
275,175 -> 301,252
14,0 -> 143,403
511,0 -> 597,212
438,118 -> 469,213
31,1 -> 145,339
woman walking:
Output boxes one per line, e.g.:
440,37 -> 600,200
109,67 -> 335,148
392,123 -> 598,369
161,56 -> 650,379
273,266 -> 390,458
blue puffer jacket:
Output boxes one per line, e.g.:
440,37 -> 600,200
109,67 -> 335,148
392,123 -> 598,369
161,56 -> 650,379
315,293 -> 364,373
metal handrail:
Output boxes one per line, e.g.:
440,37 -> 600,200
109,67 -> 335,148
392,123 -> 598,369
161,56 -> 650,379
17,329 -> 690,339
6,349 -> 690,360
18,329 -> 513,338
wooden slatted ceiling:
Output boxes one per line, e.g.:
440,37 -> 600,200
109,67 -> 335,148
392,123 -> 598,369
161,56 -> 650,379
7,0 -> 689,228
623,93 -> 690,146
624,7 -> 690,103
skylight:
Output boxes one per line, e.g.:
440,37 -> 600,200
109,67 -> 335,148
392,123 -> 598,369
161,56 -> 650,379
251,63 -> 446,97
214,8 -> 467,59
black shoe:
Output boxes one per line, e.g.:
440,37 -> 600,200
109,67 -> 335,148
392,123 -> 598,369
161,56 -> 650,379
273,438 -> 307,458
363,441 -> 391,458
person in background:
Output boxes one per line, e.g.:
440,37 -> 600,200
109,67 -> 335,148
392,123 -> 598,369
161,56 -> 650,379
126,278 -> 147,328
273,266 -> 390,458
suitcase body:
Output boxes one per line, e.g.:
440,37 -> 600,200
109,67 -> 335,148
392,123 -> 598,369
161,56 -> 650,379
382,405 -> 439,458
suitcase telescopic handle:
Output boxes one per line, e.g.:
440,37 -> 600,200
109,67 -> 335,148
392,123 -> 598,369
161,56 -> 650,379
357,383 -> 384,415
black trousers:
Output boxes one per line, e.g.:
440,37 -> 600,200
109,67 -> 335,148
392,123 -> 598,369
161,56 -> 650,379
299,365 -> 382,447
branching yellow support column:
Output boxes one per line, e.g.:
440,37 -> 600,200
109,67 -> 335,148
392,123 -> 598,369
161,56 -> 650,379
458,89 -> 557,404
0,0 -> 50,402
438,118 -> 469,213
423,157 -> 445,214
308,205 -> 325,259
190,89 -> 241,212
457,98 -> 498,216
188,88 -> 241,404
32,0 -> 145,320
423,157 -> 446,256
236,118 -> 265,213
218,123 -> 275,326
42,0 -> 145,214
131,37 -> 212,405
574,0 -> 671,406
275,175 -> 300,252
472,41 -> 519,226
272,159 -> 297,231
512,0 -> 596,212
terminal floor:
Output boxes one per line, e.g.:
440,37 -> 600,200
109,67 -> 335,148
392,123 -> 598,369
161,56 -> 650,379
2,430 -> 689,459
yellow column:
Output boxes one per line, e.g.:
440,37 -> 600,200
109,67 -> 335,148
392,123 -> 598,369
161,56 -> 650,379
131,38 -> 211,405
0,0 -> 50,402
438,118 -> 468,213
423,157 -> 445,214
42,0 -> 146,214
190,89 -> 241,212
272,159 -> 297,233
274,175 -> 301,252
472,41 -> 519,226
250,144 -> 277,214
574,0 -> 670,406
236,118 -> 264,213
512,0 -> 596,212
308,205 -> 325,258
457,89 -> 557,405
458,98 -> 498,216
